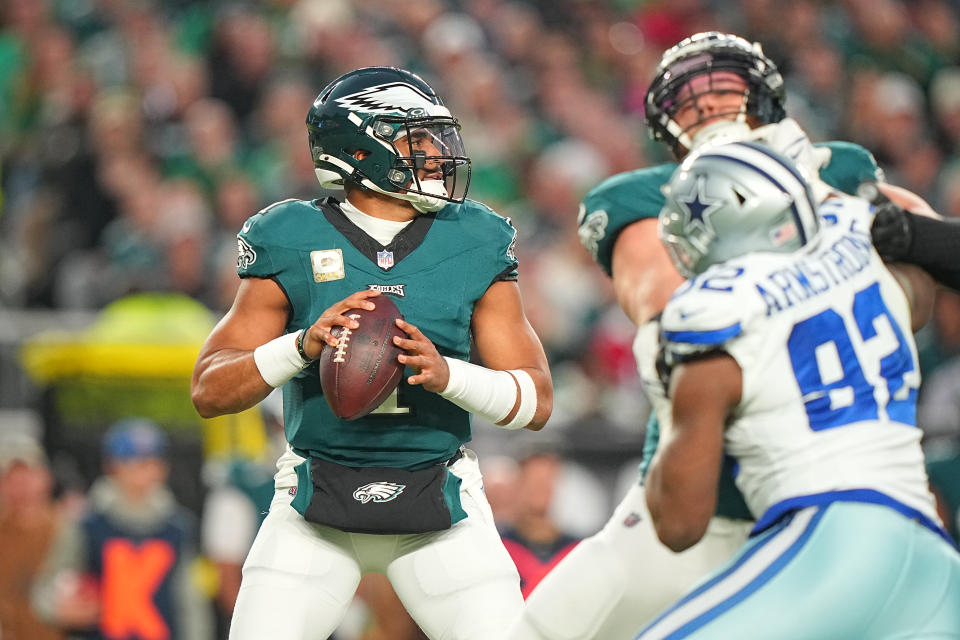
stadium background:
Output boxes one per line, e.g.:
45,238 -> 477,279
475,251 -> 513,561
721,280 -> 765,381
2,0 -> 960,636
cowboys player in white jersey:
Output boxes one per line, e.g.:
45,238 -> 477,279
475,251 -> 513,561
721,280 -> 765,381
512,31 -> 952,640
635,140 -> 960,638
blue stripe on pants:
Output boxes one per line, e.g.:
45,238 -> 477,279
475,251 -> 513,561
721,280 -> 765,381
635,507 -> 824,640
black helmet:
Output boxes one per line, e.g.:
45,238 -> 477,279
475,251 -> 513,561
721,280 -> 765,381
645,32 -> 786,159
306,67 -> 471,212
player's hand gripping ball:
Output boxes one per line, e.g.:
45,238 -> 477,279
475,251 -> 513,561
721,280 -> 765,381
319,295 -> 406,420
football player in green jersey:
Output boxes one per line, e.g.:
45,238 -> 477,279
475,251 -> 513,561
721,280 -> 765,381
191,66 -> 553,640
510,32 -> 939,640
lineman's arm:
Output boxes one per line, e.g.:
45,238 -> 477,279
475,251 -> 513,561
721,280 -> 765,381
646,353 -> 742,552
870,183 -> 960,293
876,183 -> 939,219
611,219 -> 685,326
888,264 -> 936,332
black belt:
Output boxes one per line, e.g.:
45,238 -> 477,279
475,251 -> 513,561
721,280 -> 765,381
446,448 -> 465,467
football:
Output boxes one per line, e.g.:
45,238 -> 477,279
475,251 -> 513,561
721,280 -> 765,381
319,295 -> 406,420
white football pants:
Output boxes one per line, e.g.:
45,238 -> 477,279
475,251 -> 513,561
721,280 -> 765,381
507,482 -> 753,640
228,449 -> 523,640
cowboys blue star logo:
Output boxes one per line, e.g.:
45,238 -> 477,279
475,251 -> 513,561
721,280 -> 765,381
677,176 -> 723,230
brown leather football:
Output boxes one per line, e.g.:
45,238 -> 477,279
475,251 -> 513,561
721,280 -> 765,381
319,295 -> 405,420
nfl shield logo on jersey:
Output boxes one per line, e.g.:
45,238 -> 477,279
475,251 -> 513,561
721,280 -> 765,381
377,250 -> 394,270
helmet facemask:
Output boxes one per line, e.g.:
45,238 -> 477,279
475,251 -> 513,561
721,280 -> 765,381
373,115 -> 471,211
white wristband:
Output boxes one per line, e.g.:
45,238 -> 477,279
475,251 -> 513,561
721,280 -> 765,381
439,357 -> 537,430
253,331 -> 309,388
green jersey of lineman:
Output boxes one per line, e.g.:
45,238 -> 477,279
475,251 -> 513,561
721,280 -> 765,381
237,197 -> 519,470
577,141 -> 884,520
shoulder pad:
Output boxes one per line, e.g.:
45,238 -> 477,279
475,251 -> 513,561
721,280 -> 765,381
661,264 -> 765,360
236,199 -> 313,278
240,198 -> 310,236
453,199 -> 519,275
578,164 -> 678,275
456,199 -> 517,237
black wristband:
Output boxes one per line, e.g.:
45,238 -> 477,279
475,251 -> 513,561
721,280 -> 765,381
296,329 -> 315,363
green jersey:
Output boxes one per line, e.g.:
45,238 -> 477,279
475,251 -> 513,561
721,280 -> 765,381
578,141 -> 883,520
578,141 -> 883,276
238,197 -> 519,470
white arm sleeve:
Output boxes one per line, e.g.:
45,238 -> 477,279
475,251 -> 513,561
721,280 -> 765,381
439,357 -> 538,430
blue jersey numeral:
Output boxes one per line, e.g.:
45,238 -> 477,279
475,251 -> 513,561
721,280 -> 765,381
700,266 -> 745,292
853,283 -> 917,424
787,282 -> 916,431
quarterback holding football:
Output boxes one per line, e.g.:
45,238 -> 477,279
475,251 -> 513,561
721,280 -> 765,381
191,66 -> 553,640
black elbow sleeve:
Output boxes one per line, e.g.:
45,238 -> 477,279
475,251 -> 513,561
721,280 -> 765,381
903,213 -> 960,291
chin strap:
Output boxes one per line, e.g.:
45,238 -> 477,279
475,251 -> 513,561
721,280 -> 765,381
360,176 -> 448,213
690,119 -> 753,150
394,178 -> 449,213
315,168 -> 450,213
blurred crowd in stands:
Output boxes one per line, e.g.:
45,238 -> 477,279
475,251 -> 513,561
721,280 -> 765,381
5,0 -> 960,434
4,0 -> 960,637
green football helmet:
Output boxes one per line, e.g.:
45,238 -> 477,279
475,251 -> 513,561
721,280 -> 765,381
645,32 -> 786,159
659,141 -> 819,278
306,67 -> 470,212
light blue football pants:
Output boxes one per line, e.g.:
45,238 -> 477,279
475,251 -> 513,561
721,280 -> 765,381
635,501 -> 960,639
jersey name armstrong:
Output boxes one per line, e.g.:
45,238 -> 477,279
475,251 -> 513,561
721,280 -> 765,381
755,224 -> 872,317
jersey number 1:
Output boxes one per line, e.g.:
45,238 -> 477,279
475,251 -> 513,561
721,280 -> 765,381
787,282 -> 917,431
370,385 -> 412,416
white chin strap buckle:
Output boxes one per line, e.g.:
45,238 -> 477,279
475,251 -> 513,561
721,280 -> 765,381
407,179 -> 449,213
361,177 -> 451,213
691,120 -> 753,150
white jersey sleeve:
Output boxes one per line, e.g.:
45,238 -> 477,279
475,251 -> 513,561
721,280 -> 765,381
660,194 -> 941,535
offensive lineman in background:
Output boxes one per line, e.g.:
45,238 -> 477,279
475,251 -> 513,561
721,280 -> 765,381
192,66 -> 552,640
510,31 -> 948,639
637,140 -> 960,638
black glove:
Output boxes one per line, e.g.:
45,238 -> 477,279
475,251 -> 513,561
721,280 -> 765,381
858,181 -> 912,263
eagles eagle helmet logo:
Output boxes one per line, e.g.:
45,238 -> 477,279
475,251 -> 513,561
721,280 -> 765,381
333,82 -> 449,116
